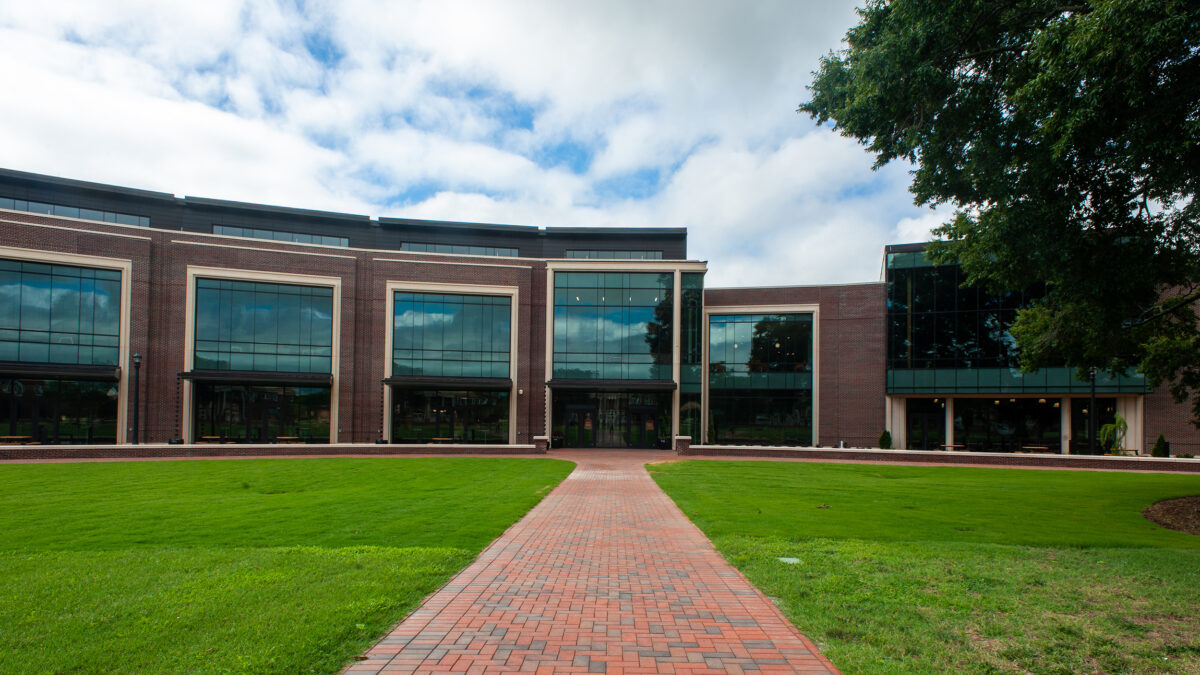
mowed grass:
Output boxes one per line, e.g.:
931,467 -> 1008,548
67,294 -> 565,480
0,457 -> 573,674
652,461 -> 1200,674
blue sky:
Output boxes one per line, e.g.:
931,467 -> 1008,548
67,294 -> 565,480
0,0 -> 948,287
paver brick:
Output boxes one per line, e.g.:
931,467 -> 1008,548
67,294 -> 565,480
347,450 -> 837,673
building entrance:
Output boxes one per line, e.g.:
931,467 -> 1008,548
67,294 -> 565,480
554,391 -> 670,449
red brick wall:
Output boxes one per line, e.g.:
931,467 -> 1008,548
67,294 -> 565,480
704,282 -> 887,447
0,212 -> 553,444
1144,388 -> 1200,456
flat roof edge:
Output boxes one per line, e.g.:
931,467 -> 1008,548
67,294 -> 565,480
0,167 -> 175,201
184,195 -> 371,222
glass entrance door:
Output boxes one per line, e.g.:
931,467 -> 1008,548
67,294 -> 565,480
553,391 -> 671,449
564,404 -> 598,448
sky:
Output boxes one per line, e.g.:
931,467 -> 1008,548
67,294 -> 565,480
0,0 -> 950,288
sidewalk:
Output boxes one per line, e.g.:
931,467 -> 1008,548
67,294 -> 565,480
346,449 -> 838,674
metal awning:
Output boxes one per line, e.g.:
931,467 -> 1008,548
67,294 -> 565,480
0,361 -> 120,381
180,369 -> 333,385
384,376 -> 513,391
546,378 -> 677,392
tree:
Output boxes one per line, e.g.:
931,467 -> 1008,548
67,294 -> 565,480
801,0 -> 1200,423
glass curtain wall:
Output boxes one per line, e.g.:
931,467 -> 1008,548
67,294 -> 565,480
885,250 -> 1146,394
905,397 -> 946,450
389,292 -> 511,444
192,279 -> 334,443
194,279 -> 333,373
551,392 -> 671,449
679,273 -> 703,439
1070,397 -> 1117,454
392,390 -> 509,444
194,384 -> 330,443
0,259 -> 121,444
553,272 -> 673,380
708,313 -> 813,445
392,293 -> 510,378
953,398 -> 1061,453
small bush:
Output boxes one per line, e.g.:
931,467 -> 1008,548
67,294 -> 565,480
1151,434 -> 1170,458
879,430 -> 893,449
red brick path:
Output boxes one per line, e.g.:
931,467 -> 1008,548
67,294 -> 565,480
346,449 -> 838,674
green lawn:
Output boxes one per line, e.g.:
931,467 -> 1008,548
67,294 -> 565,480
652,461 -> 1200,674
0,457 -> 573,674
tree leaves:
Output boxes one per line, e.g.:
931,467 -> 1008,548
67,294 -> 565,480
803,0 -> 1200,423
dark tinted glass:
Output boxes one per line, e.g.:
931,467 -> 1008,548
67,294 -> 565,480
553,272 -> 673,379
392,292 -> 511,378
193,383 -> 330,443
0,378 -> 118,444
391,389 -> 509,443
0,259 -> 121,365
193,278 -> 334,373
953,397 -> 1061,453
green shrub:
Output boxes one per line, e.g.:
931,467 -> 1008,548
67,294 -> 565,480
1151,434 -> 1170,458
1100,413 -> 1128,455
879,429 -> 892,449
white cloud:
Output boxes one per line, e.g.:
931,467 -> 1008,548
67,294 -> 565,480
0,0 -> 949,287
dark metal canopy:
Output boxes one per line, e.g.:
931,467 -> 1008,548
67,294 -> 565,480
0,361 -> 120,381
384,375 -> 513,391
546,378 -> 677,392
180,369 -> 333,386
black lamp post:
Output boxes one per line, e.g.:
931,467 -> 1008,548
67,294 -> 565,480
1088,366 -> 1097,455
132,353 -> 142,445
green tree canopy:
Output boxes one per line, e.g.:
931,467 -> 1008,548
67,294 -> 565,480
802,0 -> 1200,422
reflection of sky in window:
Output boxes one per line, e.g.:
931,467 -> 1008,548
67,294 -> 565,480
391,293 -> 511,378
0,262 -> 122,365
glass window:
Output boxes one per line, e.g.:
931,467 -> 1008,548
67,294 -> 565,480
0,259 -> 121,366
193,383 -> 330,443
553,272 -> 673,380
0,198 -> 148,226
392,292 -> 511,378
400,242 -> 518,257
0,378 -> 119,444
708,313 -> 814,445
212,224 -> 348,247
905,398 -> 946,450
953,397 -> 1062,453
391,389 -> 509,443
193,278 -> 334,373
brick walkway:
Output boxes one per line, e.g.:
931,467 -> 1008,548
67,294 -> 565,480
346,449 -> 837,674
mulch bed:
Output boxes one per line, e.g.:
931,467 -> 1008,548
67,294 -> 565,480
1143,495 -> 1200,535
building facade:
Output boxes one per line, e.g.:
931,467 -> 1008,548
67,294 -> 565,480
0,168 -> 1195,454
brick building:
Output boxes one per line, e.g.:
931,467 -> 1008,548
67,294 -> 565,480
0,167 -> 1194,454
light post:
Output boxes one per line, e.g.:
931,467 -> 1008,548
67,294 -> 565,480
1088,365 -> 1097,455
132,353 -> 142,445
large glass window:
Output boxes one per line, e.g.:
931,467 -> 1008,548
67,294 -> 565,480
679,272 -> 704,438
905,397 -> 946,450
0,259 -> 121,366
391,389 -> 509,444
885,248 -> 1146,394
551,391 -> 671,449
193,279 -> 334,373
392,292 -> 511,378
553,272 -> 673,380
1069,397 -> 1117,455
953,397 -> 1061,453
0,378 -> 118,444
193,383 -> 330,443
708,313 -> 814,445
